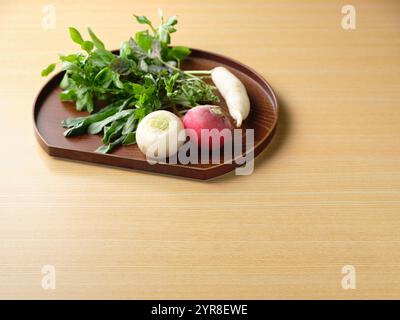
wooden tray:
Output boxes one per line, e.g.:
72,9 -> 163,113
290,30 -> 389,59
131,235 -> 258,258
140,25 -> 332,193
33,48 -> 278,180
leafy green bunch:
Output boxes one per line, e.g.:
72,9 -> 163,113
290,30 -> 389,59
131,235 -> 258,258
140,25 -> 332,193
41,11 -> 218,153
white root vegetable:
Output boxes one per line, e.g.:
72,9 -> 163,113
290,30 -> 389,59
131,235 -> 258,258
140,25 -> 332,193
136,110 -> 185,159
211,66 -> 250,127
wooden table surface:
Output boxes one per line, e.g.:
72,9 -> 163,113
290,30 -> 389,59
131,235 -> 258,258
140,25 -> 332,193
1,0 -> 399,299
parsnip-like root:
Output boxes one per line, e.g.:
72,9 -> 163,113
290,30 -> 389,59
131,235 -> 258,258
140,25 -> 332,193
211,66 -> 250,127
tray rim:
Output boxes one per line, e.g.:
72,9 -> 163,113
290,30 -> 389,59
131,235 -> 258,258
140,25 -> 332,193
33,48 -> 279,179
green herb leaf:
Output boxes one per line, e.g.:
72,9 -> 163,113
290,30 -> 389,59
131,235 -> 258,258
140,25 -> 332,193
90,49 -> 115,68
120,41 -> 132,59
122,112 -> 136,135
135,31 -> 153,52
112,73 -> 124,89
59,53 -> 81,63
69,27 -> 84,45
168,46 -> 191,62
88,27 -> 105,49
76,88 -> 94,112
158,27 -> 170,44
110,57 -> 135,75
102,119 -> 125,144
81,40 -> 94,53
88,109 -> 133,134
150,40 -> 161,59
60,89 -> 76,101
60,61 -> 79,73
134,15 -> 152,26
137,59 -> 147,72
41,63 -> 56,76
62,103 -> 120,135
94,67 -> 113,88
123,132 -> 136,145
95,135 -> 125,154
60,72 -> 70,89
166,16 -> 177,26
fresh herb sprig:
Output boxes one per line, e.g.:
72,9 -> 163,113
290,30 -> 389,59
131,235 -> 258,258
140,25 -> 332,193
41,11 -> 218,153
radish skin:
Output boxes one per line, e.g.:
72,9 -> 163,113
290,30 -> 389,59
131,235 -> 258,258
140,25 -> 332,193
182,105 -> 233,150
211,66 -> 250,127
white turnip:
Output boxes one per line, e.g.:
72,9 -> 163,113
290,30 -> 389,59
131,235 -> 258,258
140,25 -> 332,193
136,110 -> 185,159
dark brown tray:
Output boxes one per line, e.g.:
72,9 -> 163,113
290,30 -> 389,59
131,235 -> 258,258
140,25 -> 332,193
33,48 -> 278,180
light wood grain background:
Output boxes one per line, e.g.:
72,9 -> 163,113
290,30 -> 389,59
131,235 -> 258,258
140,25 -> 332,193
0,0 -> 399,299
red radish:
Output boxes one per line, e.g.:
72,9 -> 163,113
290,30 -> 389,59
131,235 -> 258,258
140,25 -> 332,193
182,105 -> 233,150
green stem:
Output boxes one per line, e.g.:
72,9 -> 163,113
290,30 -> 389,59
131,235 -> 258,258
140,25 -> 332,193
158,58 -> 200,80
159,59 -> 213,84
159,58 -> 181,72
184,70 -> 212,75
149,25 -> 157,36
